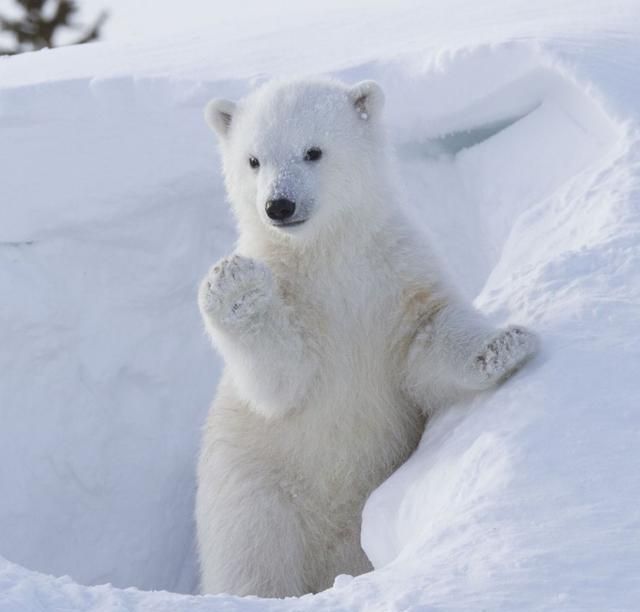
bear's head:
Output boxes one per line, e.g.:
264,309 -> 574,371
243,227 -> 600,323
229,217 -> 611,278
205,78 -> 387,246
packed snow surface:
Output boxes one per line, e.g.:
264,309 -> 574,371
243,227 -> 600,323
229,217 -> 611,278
1,1 -> 640,610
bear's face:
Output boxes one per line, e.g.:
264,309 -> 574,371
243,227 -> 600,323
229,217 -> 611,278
205,79 -> 385,243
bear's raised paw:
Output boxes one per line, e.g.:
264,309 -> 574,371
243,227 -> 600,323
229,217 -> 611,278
198,255 -> 274,331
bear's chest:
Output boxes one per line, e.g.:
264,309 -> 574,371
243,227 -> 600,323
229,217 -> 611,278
282,263 -> 403,361
265,256 -> 429,493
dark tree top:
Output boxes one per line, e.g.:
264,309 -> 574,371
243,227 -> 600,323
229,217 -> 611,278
0,0 -> 108,55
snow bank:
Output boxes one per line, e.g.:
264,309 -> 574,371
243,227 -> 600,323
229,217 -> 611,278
1,2 -> 639,609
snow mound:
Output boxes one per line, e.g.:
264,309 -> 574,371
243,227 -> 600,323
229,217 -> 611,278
1,23 -> 640,612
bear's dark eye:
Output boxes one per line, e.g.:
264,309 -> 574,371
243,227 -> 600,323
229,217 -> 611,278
249,156 -> 260,169
304,147 -> 322,162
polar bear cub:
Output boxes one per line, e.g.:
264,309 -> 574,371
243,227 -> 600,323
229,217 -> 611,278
196,77 -> 537,598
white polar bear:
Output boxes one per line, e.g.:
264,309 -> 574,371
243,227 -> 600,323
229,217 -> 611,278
196,77 -> 537,598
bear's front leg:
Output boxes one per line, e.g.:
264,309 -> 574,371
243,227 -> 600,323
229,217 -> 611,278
199,254 -> 316,418
405,304 -> 538,409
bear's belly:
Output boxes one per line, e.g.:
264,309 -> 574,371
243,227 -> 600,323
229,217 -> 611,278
272,383 -> 424,590
284,384 -> 422,486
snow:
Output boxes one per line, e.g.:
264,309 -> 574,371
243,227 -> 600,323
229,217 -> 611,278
1,1 -> 640,610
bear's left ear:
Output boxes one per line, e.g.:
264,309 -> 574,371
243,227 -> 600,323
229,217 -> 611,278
349,80 -> 385,121
204,98 -> 237,139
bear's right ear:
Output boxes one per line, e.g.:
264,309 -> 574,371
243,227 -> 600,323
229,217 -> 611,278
204,99 -> 237,138
349,80 -> 385,121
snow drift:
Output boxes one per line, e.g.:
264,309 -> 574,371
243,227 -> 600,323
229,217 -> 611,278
1,2 -> 640,610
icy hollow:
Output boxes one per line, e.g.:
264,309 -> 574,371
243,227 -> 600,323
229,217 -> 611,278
1,11 -> 640,611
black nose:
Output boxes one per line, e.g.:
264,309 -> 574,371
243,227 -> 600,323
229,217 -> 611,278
266,198 -> 296,221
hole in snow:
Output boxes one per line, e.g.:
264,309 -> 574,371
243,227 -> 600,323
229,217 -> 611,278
396,110 -> 537,159
0,42 -> 623,606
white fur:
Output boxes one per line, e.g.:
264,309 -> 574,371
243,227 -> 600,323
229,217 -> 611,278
196,77 -> 537,597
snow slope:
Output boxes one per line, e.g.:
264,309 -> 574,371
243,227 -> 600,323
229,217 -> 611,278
1,1 -> 640,610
